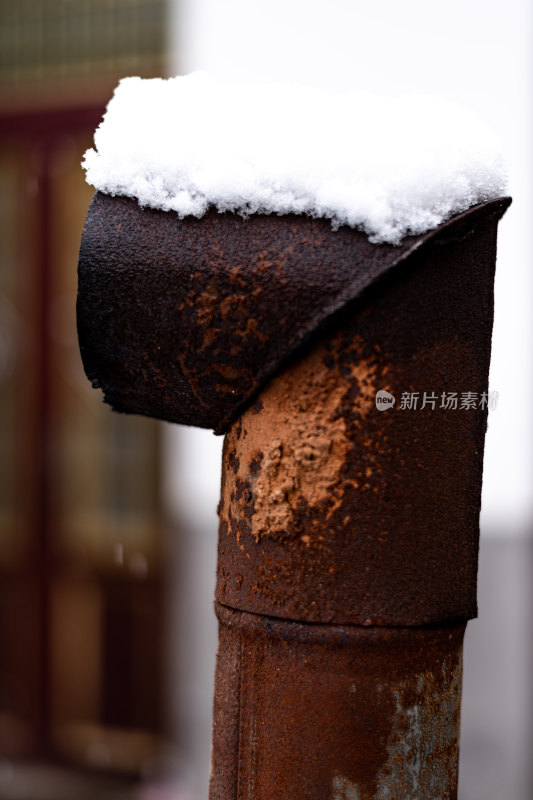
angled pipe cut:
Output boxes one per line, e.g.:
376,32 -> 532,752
77,194 -> 510,799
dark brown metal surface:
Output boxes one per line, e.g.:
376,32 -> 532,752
77,193 -> 510,435
211,604 -> 465,800
216,201 -> 509,626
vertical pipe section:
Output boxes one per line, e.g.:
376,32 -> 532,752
211,608 -> 464,800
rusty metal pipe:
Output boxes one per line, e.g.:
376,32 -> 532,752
211,607 -> 465,799
77,193 -> 510,798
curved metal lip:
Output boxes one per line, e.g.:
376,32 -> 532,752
77,194 -> 511,433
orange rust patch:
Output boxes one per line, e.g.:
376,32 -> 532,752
220,333 -> 378,543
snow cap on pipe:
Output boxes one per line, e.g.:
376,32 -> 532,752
82,72 -> 507,245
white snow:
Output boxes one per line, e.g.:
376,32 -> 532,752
82,72 -> 507,244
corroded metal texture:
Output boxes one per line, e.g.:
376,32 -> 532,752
76,192 -> 510,799
211,604 -> 465,800
216,202 -> 509,626
77,192 -> 510,434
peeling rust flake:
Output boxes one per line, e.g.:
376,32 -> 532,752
221,332 -> 377,545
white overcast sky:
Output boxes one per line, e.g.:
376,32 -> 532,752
166,0 -> 533,535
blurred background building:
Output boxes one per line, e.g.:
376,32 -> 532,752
0,2 -> 175,798
0,1 -> 531,799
